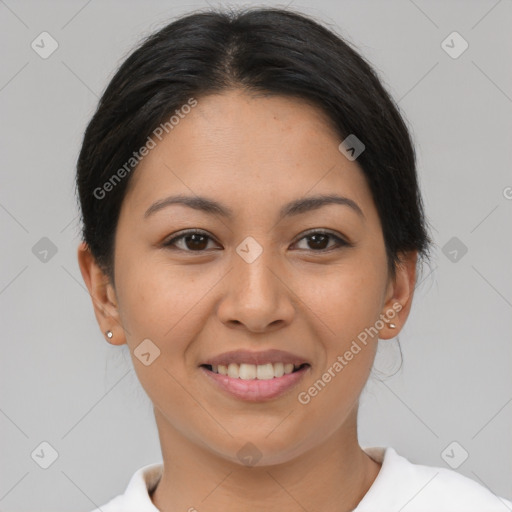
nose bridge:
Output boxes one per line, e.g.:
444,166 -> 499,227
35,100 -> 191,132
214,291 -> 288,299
217,235 -> 294,331
233,236 -> 281,305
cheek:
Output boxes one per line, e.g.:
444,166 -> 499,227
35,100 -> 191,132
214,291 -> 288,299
114,260 -> 211,420
291,264 -> 385,433
112,216 -> 184,335
115,256 -> 225,355
297,258 -> 388,343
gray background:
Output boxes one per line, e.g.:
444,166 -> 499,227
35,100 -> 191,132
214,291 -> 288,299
1,0 -> 511,510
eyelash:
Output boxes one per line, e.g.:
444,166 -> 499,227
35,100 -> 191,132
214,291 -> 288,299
162,229 -> 351,253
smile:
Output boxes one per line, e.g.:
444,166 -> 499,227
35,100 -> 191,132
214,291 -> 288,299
201,362 -> 309,380
200,363 -> 310,402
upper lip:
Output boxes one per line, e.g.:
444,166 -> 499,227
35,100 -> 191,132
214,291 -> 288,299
201,349 -> 310,367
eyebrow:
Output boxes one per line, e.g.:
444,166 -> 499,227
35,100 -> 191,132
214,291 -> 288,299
144,193 -> 364,220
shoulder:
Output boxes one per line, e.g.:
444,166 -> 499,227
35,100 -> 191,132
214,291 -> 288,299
356,446 -> 512,512
88,462 -> 163,512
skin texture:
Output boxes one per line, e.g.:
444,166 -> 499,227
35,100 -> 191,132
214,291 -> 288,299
78,89 -> 417,512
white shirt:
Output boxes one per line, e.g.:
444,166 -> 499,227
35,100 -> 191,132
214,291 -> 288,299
90,446 -> 512,511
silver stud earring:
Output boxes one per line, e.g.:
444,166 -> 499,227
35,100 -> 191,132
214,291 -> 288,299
105,330 -> 113,339
388,323 -> 396,329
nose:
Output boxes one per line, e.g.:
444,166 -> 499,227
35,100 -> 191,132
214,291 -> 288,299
216,246 -> 295,333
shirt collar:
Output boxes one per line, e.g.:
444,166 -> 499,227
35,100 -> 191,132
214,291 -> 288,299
118,447 -> 392,510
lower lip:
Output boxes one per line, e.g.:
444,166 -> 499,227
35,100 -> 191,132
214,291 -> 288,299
200,365 -> 310,402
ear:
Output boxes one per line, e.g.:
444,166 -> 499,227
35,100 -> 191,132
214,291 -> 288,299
77,241 -> 127,345
379,250 -> 418,340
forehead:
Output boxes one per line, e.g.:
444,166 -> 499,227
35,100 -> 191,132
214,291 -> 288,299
122,89 -> 373,217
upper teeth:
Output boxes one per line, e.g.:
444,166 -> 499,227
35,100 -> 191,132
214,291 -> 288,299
210,362 -> 300,380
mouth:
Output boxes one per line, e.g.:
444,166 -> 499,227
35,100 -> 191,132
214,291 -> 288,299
200,362 -> 310,380
198,350 -> 311,402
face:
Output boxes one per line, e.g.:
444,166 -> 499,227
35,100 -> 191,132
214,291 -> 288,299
79,89 -> 416,466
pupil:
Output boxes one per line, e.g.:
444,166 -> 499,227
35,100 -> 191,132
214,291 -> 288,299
186,234 -> 207,250
309,234 -> 328,250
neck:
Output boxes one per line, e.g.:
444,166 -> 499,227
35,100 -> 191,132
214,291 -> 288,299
150,407 -> 381,512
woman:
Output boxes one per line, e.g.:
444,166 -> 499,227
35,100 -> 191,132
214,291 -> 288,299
76,7 -> 511,511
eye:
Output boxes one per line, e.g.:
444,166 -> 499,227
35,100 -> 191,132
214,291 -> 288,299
162,229 -> 350,253
292,230 -> 350,252
162,229 -> 220,252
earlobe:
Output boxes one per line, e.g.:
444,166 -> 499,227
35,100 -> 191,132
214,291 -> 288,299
77,241 -> 127,346
379,251 -> 418,340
